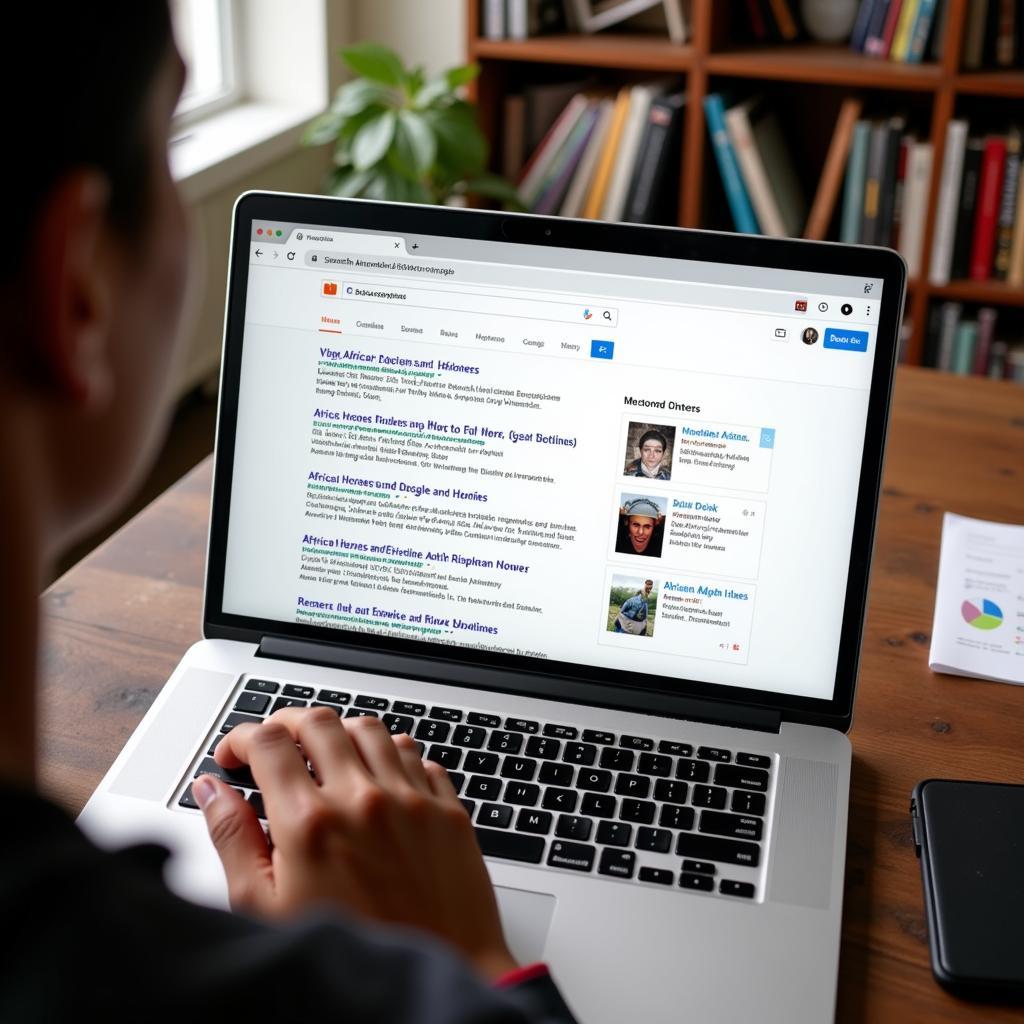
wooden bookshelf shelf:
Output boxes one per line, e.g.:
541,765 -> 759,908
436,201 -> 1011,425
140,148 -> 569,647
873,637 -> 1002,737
930,280 -> 1024,307
953,71 -> 1024,98
471,33 -> 694,72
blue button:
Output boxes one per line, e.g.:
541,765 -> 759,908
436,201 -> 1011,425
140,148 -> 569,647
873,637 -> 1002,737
590,340 -> 614,359
823,327 -> 869,353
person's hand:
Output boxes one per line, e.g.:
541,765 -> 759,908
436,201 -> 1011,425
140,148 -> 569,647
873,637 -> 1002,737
192,707 -> 518,982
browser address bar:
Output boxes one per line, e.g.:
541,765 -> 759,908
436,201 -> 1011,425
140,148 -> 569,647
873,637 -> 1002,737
340,281 -> 619,328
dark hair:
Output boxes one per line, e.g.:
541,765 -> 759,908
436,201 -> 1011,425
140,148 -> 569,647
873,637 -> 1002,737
638,430 -> 668,451
3,3 -> 173,280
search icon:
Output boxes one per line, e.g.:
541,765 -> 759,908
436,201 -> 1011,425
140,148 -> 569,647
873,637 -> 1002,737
602,309 -> 612,321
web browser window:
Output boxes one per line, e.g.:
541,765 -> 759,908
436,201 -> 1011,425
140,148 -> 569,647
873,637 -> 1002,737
223,221 -> 884,702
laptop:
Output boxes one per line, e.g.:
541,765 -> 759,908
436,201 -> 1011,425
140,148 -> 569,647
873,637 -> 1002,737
78,191 -> 904,1023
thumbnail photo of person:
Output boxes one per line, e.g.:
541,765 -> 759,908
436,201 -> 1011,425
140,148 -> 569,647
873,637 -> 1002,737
615,494 -> 667,559
623,422 -> 675,480
608,576 -> 658,637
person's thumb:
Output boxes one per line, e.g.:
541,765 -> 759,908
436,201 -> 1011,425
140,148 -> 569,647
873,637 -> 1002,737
193,775 -> 274,911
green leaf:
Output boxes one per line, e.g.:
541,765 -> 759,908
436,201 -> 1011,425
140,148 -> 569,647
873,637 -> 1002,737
327,166 -> 374,198
396,110 -> 436,174
351,110 -> 397,170
412,77 -> 452,109
463,174 -> 525,209
445,63 -> 480,90
424,101 -> 487,177
303,110 -> 344,147
330,77 -> 394,117
340,43 -> 406,87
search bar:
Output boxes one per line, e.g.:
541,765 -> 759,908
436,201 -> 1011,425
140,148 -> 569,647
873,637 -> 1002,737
338,281 -> 618,327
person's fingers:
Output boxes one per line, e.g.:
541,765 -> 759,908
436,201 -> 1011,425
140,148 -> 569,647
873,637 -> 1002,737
192,775 -> 274,911
392,732 -> 432,793
422,759 -> 460,803
343,715 -> 415,788
268,706 -> 368,787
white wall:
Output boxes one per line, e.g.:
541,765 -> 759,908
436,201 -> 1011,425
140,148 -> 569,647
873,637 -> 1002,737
353,0 -> 466,77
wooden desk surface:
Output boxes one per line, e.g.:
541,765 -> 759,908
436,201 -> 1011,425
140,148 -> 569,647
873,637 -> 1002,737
38,365 -> 1024,1022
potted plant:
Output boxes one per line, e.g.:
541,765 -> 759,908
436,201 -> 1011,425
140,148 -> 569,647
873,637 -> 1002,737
304,43 -> 520,208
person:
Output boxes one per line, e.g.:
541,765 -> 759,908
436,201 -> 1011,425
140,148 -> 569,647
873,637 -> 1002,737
0,7 -> 576,1021
623,428 -> 671,480
613,580 -> 654,636
614,497 -> 665,558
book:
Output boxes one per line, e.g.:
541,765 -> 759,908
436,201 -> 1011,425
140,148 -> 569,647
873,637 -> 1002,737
876,118 -> 906,247
969,135 -> 1007,280
860,120 -> 889,244
1007,158 -> 1024,286
841,119 -> 872,243
805,97 -> 863,241
935,301 -> 962,370
878,0 -> 905,58
851,0 -> 880,51
533,101 -> 600,215
974,306 -> 998,375
950,138 -> 984,280
767,0 -> 799,40
928,118 -> 969,285
995,0 -> 1017,66
560,97 -> 614,218
522,80 -> 590,155
899,140 -> 933,279
906,0 -> 939,62
962,0 -> 989,69
890,0 -> 919,61
581,87 -> 631,219
993,126 -> 1021,280
622,92 -> 686,225
928,0 -> 949,60
864,0 -> 893,55
483,0 -> 505,40
507,0 -> 567,38
951,320 -> 978,375
703,93 -> 759,233
891,136 -> 911,248
725,98 -> 789,236
517,94 -> 590,207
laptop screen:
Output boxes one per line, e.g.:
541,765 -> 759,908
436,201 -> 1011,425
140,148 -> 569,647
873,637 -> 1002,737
219,213 -> 887,706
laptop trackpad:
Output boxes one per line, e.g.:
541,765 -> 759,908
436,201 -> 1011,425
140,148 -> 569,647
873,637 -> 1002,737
495,887 -> 556,964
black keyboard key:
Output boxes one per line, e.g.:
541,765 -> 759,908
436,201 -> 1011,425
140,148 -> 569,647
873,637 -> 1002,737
504,717 -> 539,734
478,803 -> 512,829
581,730 -> 615,746
393,700 -> 425,716
578,769 -> 612,793
505,782 -> 540,807
598,848 -> 636,879
451,726 -> 486,749
580,793 -> 616,818
654,779 -> 689,805
515,809 -> 552,834
464,751 -> 499,775
635,826 -> 672,853
269,697 -> 307,714
207,735 -> 224,756
700,810 -> 763,841
475,828 -> 544,863
547,841 -> 595,872
660,804 -> 695,831
221,712 -> 263,733
542,788 -> 578,813
639,867 -> 674,885
447,771 -> 465,795
543,724 -> 578,740
614,774 -> 651,799
697,746 -> 732,763
467,712 -> 501,728
248,792 -> 266,820
195,756 -> 255,790
245,678 -> 279,694
429,706 -> 462,722
538,762 -> 574,787
599,748 -> 635,772
679,872 -> 714,892
677,833 -> 760,867
682,859 -> 716,875
562,742 -> 597,766
714,764 -> 770,793
720,880 -> 756,898
658,740 -> 693,757
487,731 -> 523,754
382,713 -> 415,735
426,745 -> 462,771
415,719 -> 450,743
731,790 -> 767,816
460,798 -> 476,818
500,756 -> 538,782
619,734 -> 654,751
355,695 -> 389,711
316,689 -> 351,706
178,785 -> 200,810
620,799 -> 656,825
555,815 -> 592,841
676,759 -> 711,783
525,736 -> 560,760
466,777 -> 503,801
233,692 -> 270,715
311,702 -> 344,715
692,785 -> 728,810
345,708 -> 379,719
282,684 -> 314,700
637,753 -> 672,777
595,821 -> 632,847
737,752 -> 771,769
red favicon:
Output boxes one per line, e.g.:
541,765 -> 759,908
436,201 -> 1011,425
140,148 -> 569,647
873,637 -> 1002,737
794,299 -> 807,312
322,281 -> 338,296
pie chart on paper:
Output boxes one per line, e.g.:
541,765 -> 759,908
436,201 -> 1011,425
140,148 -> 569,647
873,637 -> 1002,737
961,599 -> 1003,630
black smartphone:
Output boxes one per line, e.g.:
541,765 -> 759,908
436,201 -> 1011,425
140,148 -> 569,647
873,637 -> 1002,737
911,779 -> 1024,1001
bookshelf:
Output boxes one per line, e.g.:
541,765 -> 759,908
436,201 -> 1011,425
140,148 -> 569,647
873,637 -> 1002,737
465,0 -> 1024,367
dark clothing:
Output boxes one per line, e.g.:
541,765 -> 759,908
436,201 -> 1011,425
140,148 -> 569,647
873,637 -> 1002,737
0,785 -> 578,1024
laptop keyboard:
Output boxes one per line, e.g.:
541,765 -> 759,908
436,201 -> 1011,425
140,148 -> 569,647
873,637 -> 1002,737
176,677 -> 774,901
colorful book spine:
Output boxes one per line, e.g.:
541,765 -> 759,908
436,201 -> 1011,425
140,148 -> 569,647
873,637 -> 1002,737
993,127 -> 1021,280
973,307 -> 998,375
841,120 -> 872,243
703,94 -> 759,234
951,321 -> 978,375
906,0 -> 938,62
951,139 -> 984,280
928,119 -> 969,285
969,136 -> 1008,280
890,0 -> 918,61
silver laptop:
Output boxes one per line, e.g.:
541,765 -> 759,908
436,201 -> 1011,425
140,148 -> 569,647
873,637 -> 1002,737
79,191 -> 904,1023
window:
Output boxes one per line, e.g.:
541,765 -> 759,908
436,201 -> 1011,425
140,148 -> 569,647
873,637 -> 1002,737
170,0 -> 239,125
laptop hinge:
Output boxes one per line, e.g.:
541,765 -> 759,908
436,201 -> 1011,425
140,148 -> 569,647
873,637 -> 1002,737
256,636 -> 783,734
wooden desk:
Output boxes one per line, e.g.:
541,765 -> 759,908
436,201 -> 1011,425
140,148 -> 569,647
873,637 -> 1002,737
38,365 -> 1024,1022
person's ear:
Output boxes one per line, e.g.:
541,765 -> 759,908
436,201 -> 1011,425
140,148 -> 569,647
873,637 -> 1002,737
25,169 -> 114,410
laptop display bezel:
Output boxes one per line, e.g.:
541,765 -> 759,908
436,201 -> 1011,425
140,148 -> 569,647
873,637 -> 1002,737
203,191 -> 905,733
